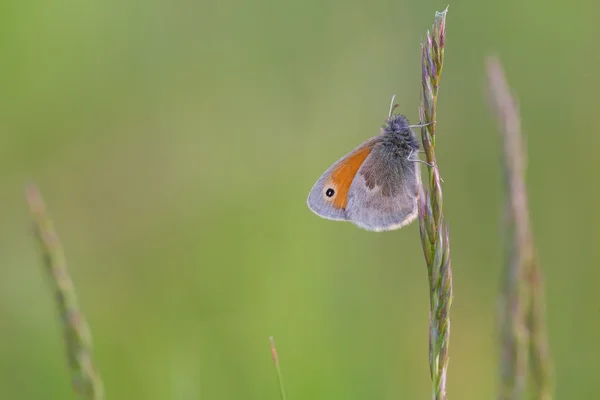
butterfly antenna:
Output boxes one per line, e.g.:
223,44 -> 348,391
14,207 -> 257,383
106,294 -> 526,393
388,94 -> 397,118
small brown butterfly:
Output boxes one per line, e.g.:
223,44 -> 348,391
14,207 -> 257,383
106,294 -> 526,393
307,106 -> 429,232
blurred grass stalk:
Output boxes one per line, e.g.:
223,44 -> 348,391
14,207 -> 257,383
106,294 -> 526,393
269,336 -> 287,400
26,185 -> 105,400
417,8 -> 453,400
486,57 -> 553,400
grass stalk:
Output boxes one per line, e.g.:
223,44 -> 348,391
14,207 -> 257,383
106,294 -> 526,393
416,7 -> 453,400
269,336 -> 287,400
486,57 -> 553,400
25,185 -> 104,400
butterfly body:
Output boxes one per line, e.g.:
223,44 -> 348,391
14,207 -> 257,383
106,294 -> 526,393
307,114 -> 421,232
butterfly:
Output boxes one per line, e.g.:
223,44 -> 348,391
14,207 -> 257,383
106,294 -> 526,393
307,108 -> 430,232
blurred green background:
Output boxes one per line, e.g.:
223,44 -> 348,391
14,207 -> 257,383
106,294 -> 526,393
1,0 -> 599,398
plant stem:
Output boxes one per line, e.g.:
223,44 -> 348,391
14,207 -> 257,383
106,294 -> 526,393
417,7 -> 453,400
269,336 -> 287,400
26,185 -> 105,400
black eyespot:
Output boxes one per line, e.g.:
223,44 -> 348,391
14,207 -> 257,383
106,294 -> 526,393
325,188 -> 335,197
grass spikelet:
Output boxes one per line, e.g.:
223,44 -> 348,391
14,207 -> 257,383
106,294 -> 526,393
26,185 -> 104,400
486,56 -> 553,400
416,7 -> 453,400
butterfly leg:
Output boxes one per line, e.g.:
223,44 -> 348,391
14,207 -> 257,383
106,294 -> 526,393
407,150 -> 434,167
408,151 -> 445,182
409,121 -> 436,129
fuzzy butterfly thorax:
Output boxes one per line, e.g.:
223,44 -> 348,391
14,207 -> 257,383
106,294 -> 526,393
380,114 -> 420,155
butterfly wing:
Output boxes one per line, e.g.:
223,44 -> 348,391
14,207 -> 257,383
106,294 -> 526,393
307,137 -> 380,221
345,144 -> 420,231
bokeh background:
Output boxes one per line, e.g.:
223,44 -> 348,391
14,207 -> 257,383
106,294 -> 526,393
1,0 -> 599,398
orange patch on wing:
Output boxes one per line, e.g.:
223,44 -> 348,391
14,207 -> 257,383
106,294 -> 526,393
328,146 -> 373,209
